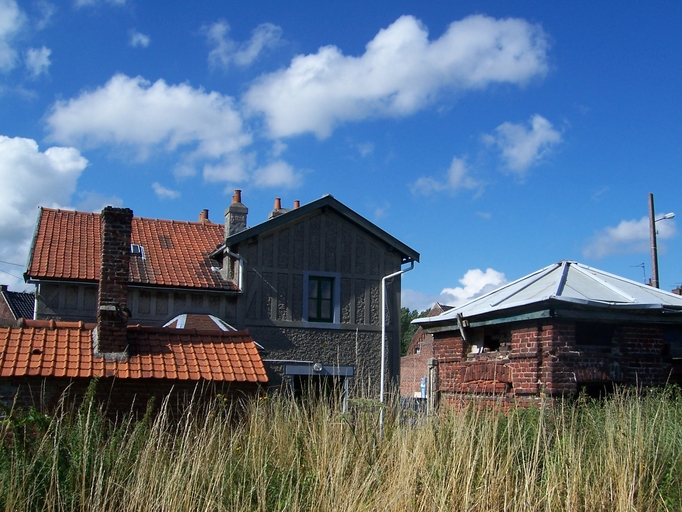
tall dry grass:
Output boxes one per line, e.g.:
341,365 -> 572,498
1,383 -> 682,511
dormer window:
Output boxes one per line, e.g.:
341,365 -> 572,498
130,244 -> 146,259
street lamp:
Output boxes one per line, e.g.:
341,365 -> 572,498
648,192 -> 675,289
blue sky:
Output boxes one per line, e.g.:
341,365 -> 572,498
1,0 -> 681,311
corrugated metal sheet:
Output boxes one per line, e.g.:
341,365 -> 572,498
416,260 -> 682,326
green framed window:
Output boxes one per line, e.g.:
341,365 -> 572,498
308,276 -> 334,323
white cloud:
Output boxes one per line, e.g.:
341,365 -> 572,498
73,190 -> 122,212
207,20 -> 282,70
25,46 -> 51,77
74,0 -> 125,8
244,14 -> 548,138
486,114 -> 561,175
152,182 -> 180,200
356,142 -> 374,157
583,216 -> 677,259
0,0 -> 24,73
0,135 -> 88,288
252,160 -> 302,188
35,1 -> 56,31
402,267 -> 507,311
441,268 -> 507,306
46,74 -> 251,169
411,156 -> 481,195
130,30 -> 150,48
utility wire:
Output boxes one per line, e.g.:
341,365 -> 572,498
0,259 -> 24,267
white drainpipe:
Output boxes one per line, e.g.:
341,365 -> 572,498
380,260 -> 414,439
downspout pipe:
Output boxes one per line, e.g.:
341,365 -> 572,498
226,250 -> 246,292
380,260 -> 415,439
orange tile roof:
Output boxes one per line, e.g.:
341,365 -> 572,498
26,208 -> 237,291
0,320 -> 268,383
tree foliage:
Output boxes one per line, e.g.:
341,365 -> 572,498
400,307 -> 430,356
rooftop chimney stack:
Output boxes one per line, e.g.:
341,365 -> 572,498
294,200 -> 300,209
224,189 -> 248,240
95,206 -> 133,357
199,209 -> 210,224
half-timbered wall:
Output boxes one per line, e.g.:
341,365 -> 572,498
231,208 -> 404,390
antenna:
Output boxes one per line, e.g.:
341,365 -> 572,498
630,263 -> 646,283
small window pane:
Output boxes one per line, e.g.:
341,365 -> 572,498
321,280 -> 332,299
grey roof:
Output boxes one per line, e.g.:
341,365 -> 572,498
1,288 -> 34,320
415,260 -> 682,327
223,194 -> 419,264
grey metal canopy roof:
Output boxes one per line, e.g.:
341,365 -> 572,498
223,194 -> 419,264
415,260 -> 682,328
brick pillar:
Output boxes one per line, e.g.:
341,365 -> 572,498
95,206 -> 133,357
509,325 -> 541,396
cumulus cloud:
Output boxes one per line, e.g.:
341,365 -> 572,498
129,30 -> 150,48
206,20 -> 282,70
152,182 -> 180,200
0,135 -> 88,288
252,160 -> 302,188
485,114 -> 561,175
244,14 -> 548,138
402,267 -> 507,311
583,216 -> 677,260
441,268 -> 507,306
411,156 -> 481,195
25,46 -> 51,77
0,0 -> 24,73
46,74 -> 251,170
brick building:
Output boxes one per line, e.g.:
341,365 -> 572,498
1,207 -> 267,414
24,193 -> 418,397
414,260 -> 682,407
400,303 -> 451,398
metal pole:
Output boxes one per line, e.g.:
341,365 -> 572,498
649,193 -> 659,288
379,261 -> 414,439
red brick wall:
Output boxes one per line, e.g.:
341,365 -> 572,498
97,207 -> 133,354
433,319 -> 673,407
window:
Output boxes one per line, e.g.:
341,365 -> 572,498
575,322 -> 615,346
130,244 -> 146,259
308,276 -> 334,323
303,272 -> 340,325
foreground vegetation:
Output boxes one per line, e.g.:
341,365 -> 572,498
2,385 -> 682,511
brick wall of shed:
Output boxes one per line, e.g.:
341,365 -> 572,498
400,340 -> 433,397
433,320 -> 673,407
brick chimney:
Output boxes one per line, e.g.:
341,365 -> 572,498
94,206 -> 133,357
224,189 -> 248,240
199,209 -> 210,224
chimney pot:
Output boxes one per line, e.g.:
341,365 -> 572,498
294,200 -> 300,209
274,198 -> 281,210
233,189 -> 242,204
199,209 -> 209,223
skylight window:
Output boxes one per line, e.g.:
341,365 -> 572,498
130,244 -> 146,259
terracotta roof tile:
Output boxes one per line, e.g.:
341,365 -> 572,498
0,321 -> 267,384
26,208 -> 238,291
